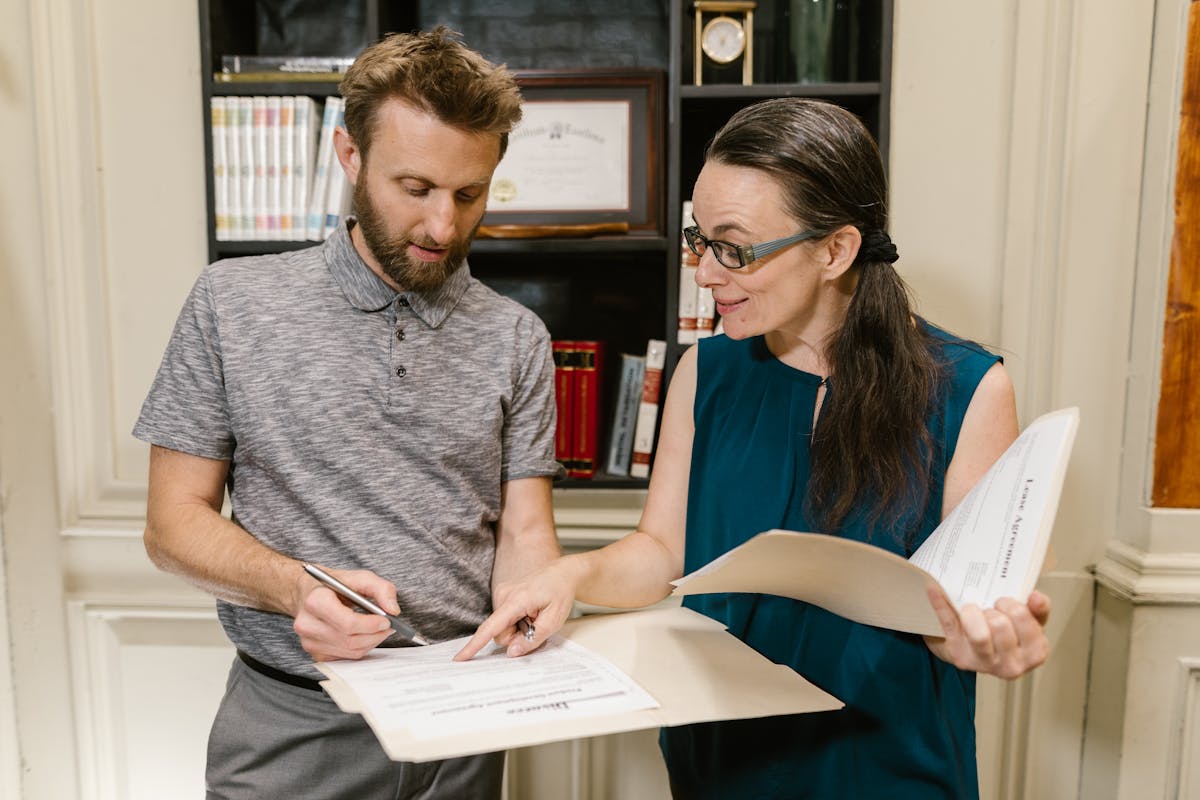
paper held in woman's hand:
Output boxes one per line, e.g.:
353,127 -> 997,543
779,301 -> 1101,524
671,407 -> 1079,637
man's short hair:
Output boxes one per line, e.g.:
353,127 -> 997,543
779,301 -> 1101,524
339,26 -> 523,161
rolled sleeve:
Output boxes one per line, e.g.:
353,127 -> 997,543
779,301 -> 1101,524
500,324 -> 563,482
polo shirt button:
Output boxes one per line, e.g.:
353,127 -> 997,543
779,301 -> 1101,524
396,329 -> 405,341
398,296 -> 410,307
395,366 -> 407,378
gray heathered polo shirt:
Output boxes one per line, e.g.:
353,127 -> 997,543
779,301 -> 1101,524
134,222 -> 560,678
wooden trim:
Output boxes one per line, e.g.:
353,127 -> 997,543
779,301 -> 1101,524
1153,1 -> 1200,506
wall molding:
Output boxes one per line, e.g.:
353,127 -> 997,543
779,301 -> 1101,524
1168,658 -> 1200,800
66,601 -> 228,800
998,0 -> 1075,420
1118,0 -> 1194,549
553,488 -> 645,551
34,0 -> 150,528
0,500 -> 22,799
1094,540 -> 1200,605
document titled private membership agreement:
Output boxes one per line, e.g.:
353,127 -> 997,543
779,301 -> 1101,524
317,606 -> 843,762
319,634 -> 657,741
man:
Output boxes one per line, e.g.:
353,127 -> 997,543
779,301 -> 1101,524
134,28 -> 561,799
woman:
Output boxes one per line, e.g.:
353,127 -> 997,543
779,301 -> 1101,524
457,98 -> 1050,799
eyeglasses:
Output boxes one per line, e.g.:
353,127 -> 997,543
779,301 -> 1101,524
683,225 -> 824,269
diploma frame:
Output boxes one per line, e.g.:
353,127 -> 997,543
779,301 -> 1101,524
482,69 -> 664,234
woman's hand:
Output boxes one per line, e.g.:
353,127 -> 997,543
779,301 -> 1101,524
454,557 -> 581,661
923,588 -> 1051,679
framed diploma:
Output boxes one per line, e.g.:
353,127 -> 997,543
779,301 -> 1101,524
482,69 -> 664,234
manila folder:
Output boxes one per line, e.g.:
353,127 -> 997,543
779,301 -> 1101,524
318,605 -> 842,762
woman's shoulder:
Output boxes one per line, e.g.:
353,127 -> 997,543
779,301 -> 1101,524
920,318 -> 1007,429
921,319 -> 1001,366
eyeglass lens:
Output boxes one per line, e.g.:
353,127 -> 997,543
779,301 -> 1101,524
685,228 -> 740,268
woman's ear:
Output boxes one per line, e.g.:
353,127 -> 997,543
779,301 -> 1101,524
821,225 -> 862,281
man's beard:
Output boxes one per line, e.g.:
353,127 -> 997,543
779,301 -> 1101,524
353,178 -> 475,293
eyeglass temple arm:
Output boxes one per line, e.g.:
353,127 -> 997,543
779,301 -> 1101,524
742,231 -> 822,264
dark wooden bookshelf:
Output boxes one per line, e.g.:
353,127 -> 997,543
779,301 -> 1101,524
196,0 -> 892,490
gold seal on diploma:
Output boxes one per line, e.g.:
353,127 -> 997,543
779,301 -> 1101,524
491,177 -> 517,204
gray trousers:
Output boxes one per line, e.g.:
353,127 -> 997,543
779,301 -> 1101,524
206,656 -> 505,799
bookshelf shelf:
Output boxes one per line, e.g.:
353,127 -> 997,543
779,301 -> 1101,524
472,237 -> 670,256
557,476 -> 650,491
680,81 -> 882,100
214,236 -> 670,261
214,240 -> 314,256
196,0 -> 891,487
209,80 -> 341,96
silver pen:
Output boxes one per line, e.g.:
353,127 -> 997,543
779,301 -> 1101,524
516,616 -> 536,642
302,563 -> 430,646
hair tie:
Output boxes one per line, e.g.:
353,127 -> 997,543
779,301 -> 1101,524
858,229 -> 899,265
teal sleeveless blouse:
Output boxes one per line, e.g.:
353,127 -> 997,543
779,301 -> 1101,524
661,324 -> 1000,800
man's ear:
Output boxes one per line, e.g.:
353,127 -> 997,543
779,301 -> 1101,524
821,225 -> 862,281
333,126 -> 362,186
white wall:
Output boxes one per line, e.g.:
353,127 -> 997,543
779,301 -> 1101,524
891,2 -> 1157,791
0,0 -> 1192,797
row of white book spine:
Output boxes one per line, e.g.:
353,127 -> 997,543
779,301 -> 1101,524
677,201 -> 717,344
210,95 -> 351,243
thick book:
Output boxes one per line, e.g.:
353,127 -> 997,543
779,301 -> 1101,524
236,97 -> 256,241
568,341 -> 606,479
306,98 -> 340,240
316,606 -> 842,763
672,407 -> 1080,636
291,97 -> 319,238
278,96 -> 295,241
677,201 -> 699,344
266,96 -> 283,240
551,340 -> 577,473
629,339 -> 667,479
222,96 -> 244,241
321,97 -> 349,239
252,96 -> 269,240
605,353 -> 646,476
695,286 -> 715,339
211,97 -> 230,241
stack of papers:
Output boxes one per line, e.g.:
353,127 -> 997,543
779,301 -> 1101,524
317,606 -> 843,762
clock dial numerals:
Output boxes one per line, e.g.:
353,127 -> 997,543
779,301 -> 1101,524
702,16 -> 745,64
693,2 -> 754,85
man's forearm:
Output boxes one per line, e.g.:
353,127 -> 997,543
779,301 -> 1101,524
491,476 -> 561,598
492,521 -> 561,591
145,501 -> 305,616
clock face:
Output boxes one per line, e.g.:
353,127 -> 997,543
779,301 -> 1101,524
701,16 -> 746,65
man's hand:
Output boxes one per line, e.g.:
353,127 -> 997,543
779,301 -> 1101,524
923,588 -> 1051,680
292,567 -> 401,662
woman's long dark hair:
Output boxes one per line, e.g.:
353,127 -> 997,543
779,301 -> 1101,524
706,98 -> 942,539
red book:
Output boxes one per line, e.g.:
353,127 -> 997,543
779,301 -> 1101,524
551,340 -> 577,472
568,341 -> 606,479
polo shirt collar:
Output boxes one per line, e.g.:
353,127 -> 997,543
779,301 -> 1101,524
323,219 -> 471,328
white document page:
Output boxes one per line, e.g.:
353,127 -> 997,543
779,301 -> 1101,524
317,606 -> 843,762
910,407 -> 1078,607
318,635 -> 657,740
671,408 -> 1079,635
